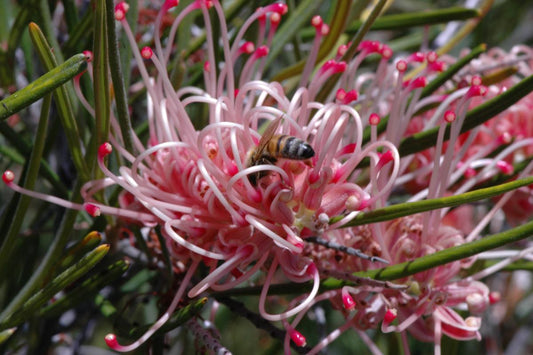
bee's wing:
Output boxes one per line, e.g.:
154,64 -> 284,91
254,115 -> 282,156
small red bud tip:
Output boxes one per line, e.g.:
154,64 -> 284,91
444,110 -> 456,123
289,330 -> 307,347
369,113 -> 381,125
396,60 -> 407,72
311,15 -> 323,29
141,47 -> 153,59
254,45 -> 269,58
336,88 -> 346,101
233,88 -> 240,98
426,51 -> 438,63
342,293 -> 356,310
380,45 -> 393,59
163,0 -> 179,11
384,308 -> 397,324
410,76 -> 427,89
239,42 -> 255,54
104,334 -> 119,349
98,142 -> 113,159
114,2 -> 129,20
496,161 -> 513,174
319,24 -> 330,36
471,76 -> 483,86
2,170 -> 15,184
334,61 -> 346,73
409,52 -> 425,63
204,61 -> 210,72
358,40 -> 381,54
464,167 -> 477,178
269,3 -> 288,15
83,50 -> 93,62
489,291 -> 501,304
467,85 -> 487,98
84,203 -> 101,217
337,44 -> 348,57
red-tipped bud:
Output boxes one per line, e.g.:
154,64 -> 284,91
336,88 -> 358,104
289,329 -> 307,347
311,15 -> 323,29
267,3 -> 288,15
497,132 -> 512,144
337,44 -> 349,57
383,308 -> 397,324
342,293 -> 356,310
426,51 -> 438,63
114,2 -> 129,21
239,41 -> 255,55
84,203 -> 101,217
358,40 -> 381,54
471,75 -> 483,86
444,110 -> 456,123
409,76 -> 427,89
141,46 -> 153,59
163,0 -> 179,11
489,291 -> 501,304
334,61 -> 346,73
380,44 -> 393,59
369,113 -> 381,125
408,52 -> 425,63
83,50 -> 93,62
466,85 -> 487,98
204,61 -> 210,72
233,88 -> 240,98
464,167 -> 477,178
254,45 -> 269,59
104,334 -> 119,349
496,160 -> 513,175
270,12 -> 281,25
396,60 -> 407,73
429,61 -> 446,72
2,170 -> 14,184
98,142 -> 113,159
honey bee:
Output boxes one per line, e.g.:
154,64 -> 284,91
246,116 -> 315,186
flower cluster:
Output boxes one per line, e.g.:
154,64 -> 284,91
3,0 -> 533,353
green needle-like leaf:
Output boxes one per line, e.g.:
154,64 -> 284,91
338,176 -> 533,227
0,244 -> 110,330
351,219 -> 533,282
0,53 -> 87,120
28,22 -> 90,179
39,259 -> 130,318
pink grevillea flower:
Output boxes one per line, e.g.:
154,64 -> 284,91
3,1 -> 531,354
2,1 -> 399,352
402,46 -> 533,226
282,43 -> 533,354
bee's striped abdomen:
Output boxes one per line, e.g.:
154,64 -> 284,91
267,135 -> 315,160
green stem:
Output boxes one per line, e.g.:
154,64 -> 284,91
106,0 -> 134,153
0,53 -> 87,121
338,176 -> 533,227
352,219 -> 533,282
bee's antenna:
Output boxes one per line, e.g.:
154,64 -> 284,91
306,236 -> 389,264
